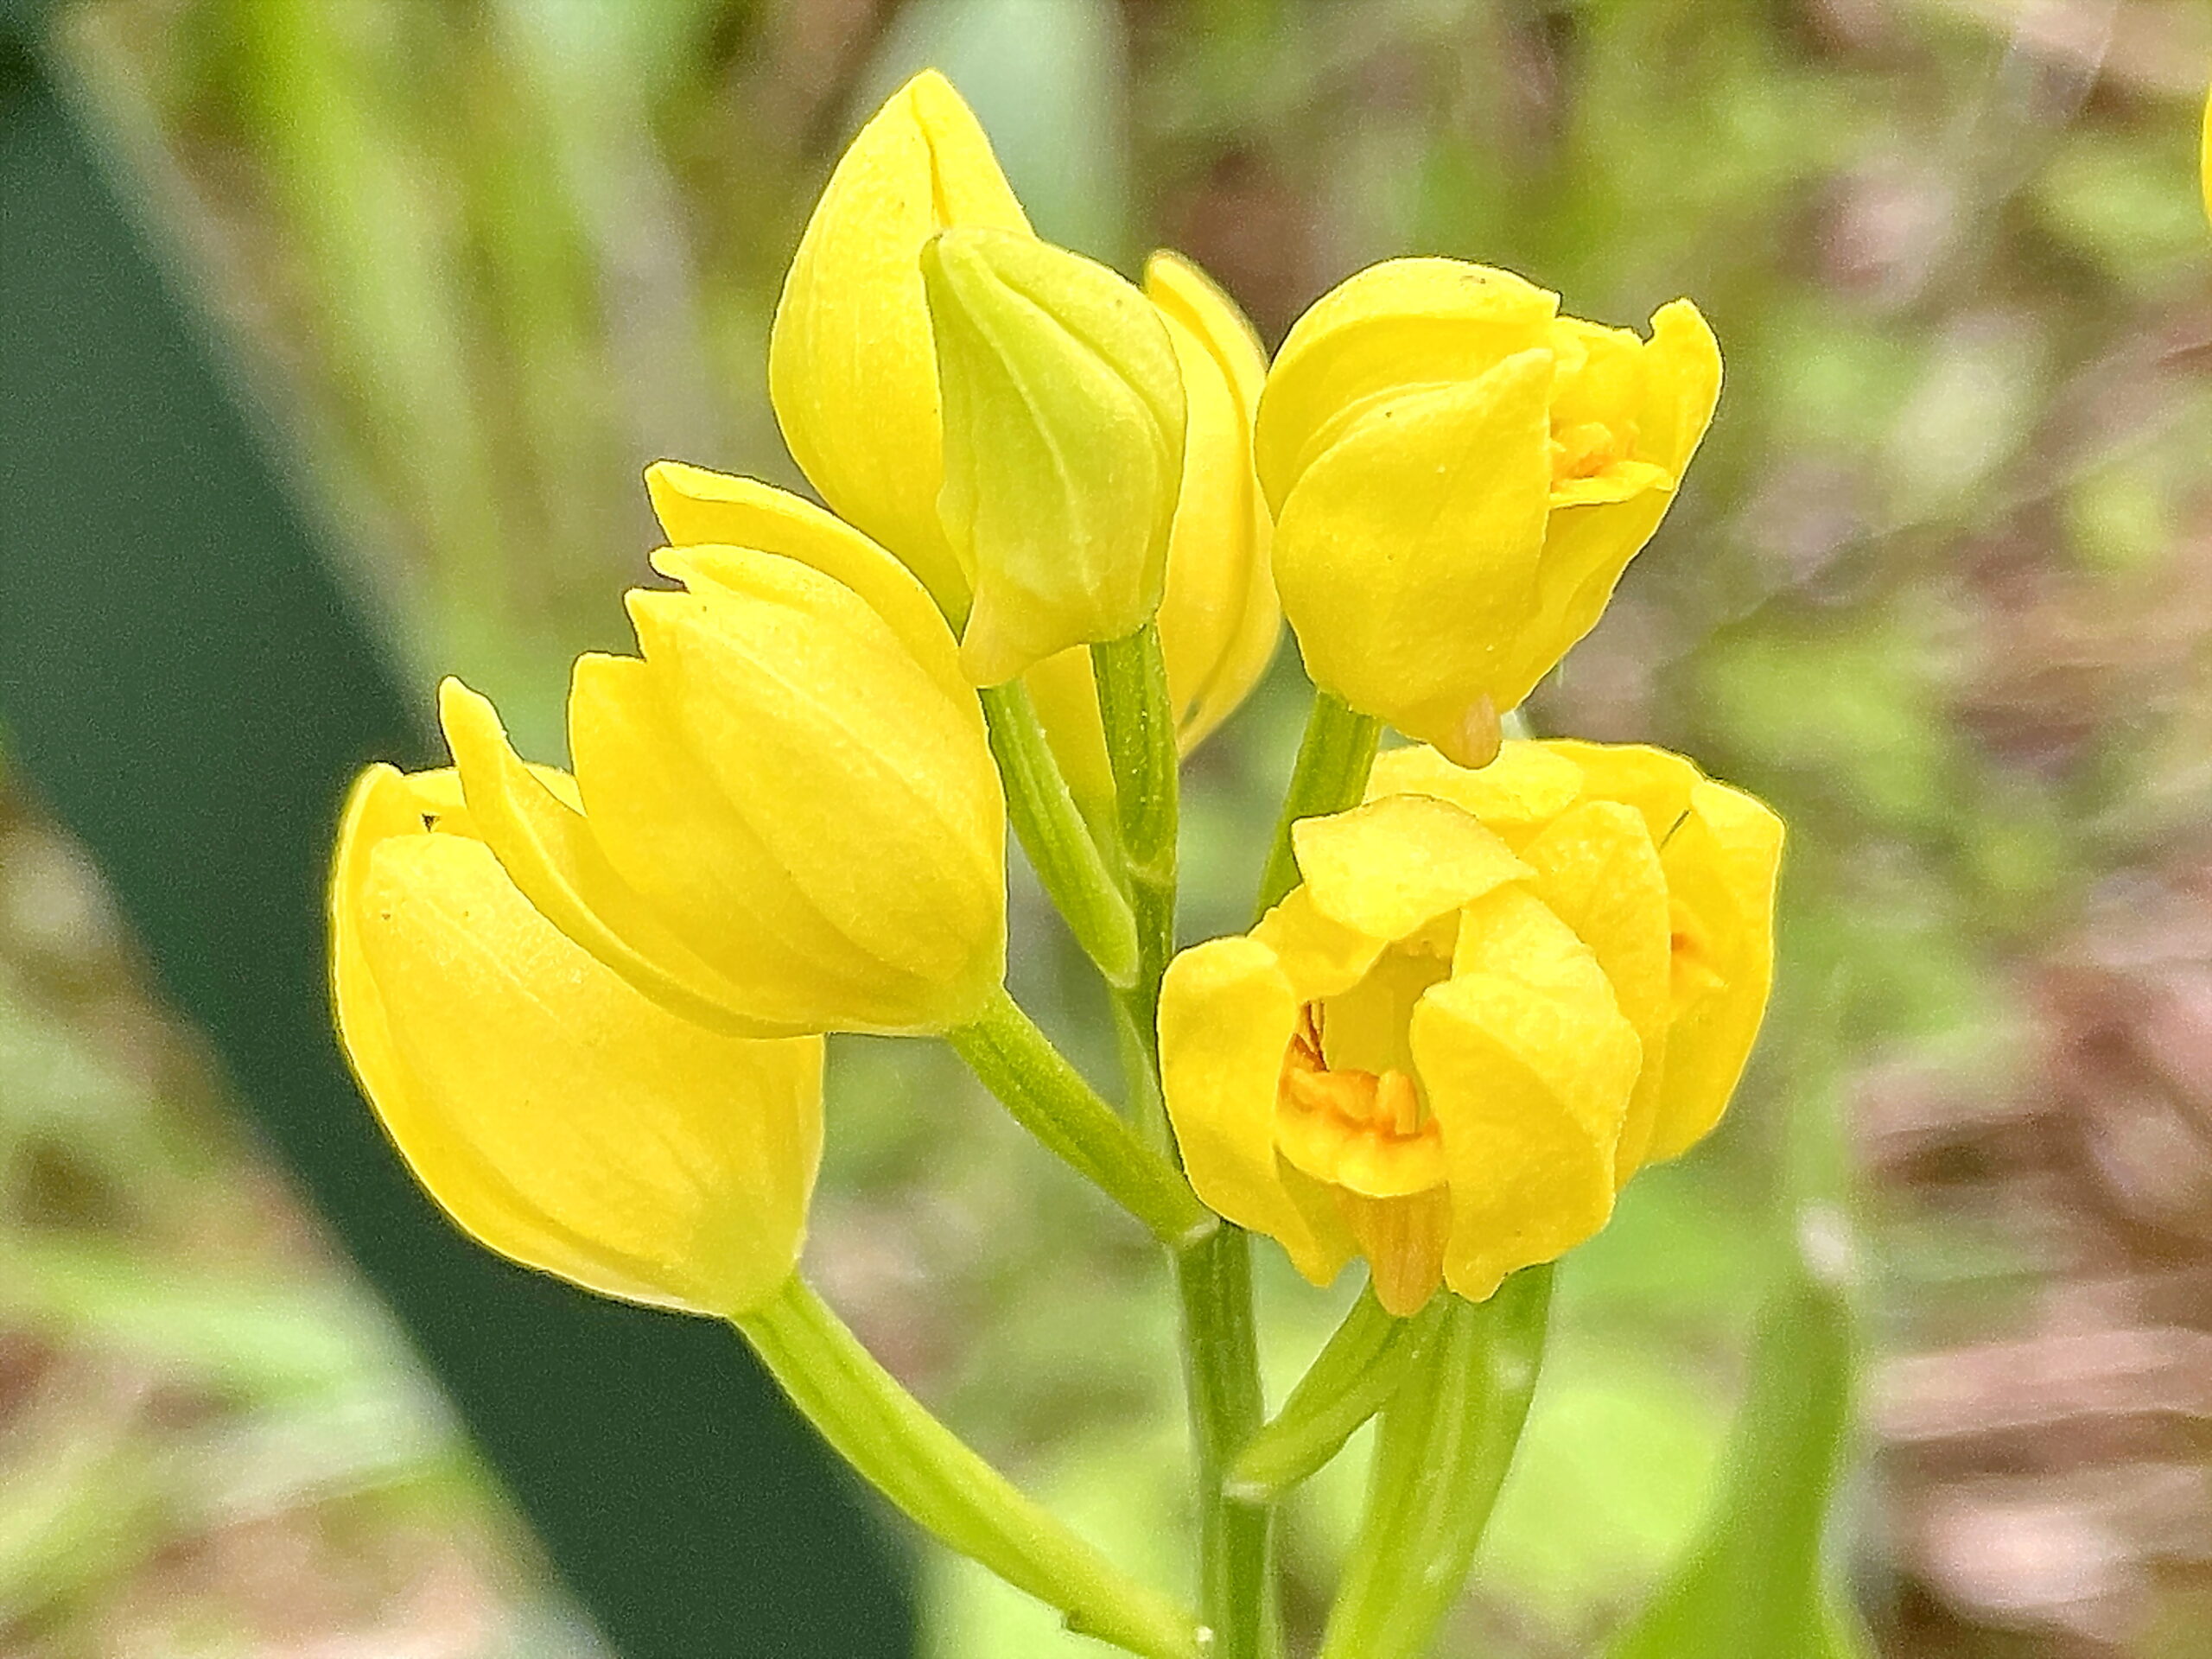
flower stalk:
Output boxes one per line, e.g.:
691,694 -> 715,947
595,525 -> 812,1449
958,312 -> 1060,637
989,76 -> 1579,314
1093,619 -> 1281,1659
1094,625 -> 1181,1077
1229,1287 -> 1443,1503
734,1275 -> 1204,1659
1172,1229 -> 1279,1659
948,986 -> 1213,1250
1254,688 -> 1382,918
980,680 -> 1141,988
1318,1268 -> 1555,1659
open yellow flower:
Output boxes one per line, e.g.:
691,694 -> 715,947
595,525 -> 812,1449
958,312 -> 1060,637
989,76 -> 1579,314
332,764 -> 823,1316
1159,743 -> 1779,1313
443,470 -> 1007,1039
1255,260 -> 1720,767
1368,739 -> 1784,1169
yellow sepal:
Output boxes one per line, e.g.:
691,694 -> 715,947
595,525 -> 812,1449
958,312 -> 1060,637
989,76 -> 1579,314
331,766 -> 823,1317
768,71 -> 1029,609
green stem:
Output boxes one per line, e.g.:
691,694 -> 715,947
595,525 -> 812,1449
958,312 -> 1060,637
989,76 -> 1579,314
949,986 -> 1214,1251
981,680 -> 1141,988
734,1277 -> 1204,1659
1172,1228 -> 1279,1659
1092,626 -> 1179,1132
1253,688 -> 1382,920
1229,1288 -> 1442,1503
1092,625 -> 1178,887
1095,624 -> 1279,1659
1318,1268 -> 1555,1659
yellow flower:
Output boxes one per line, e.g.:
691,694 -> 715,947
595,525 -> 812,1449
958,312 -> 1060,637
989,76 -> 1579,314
767,71 -> 1275,803
1158,742 -> 1778,1313
1024,253 -> 1281,804
332,764 -> 823,1316
2202,79 -> 2210,226
1254,260 -> 1721,767
442,470 -> 1007,1039
769,69 -> 1027,613
923,227 -> 1186,684
1147,251 -> 1281,753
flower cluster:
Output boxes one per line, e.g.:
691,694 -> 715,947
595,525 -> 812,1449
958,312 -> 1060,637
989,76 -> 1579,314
328,68 -> 1780,1658
334,67 -> 1770,1322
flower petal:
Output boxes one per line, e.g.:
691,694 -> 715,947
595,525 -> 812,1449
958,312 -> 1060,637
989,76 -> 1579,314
1517,801 -> 1673,1181
767,70 -> 1029,608
437,679 -> 770,1035
1645,779 -> 1783,1162
1271,352 -> 1555,751
1159,937 -> 1353,1286
1492,303 -> 1720,709
1255,257 -> 1558,512
1365,741 -> 1585,845
643,464 -> 971,713
926,228 -> 1185,683
1635,300 -> 1725,478
601,556 -> 1007,1031
1414,886 -> 1638,1300
1251,886 -> 1390,1001
1146,251 -> 1278,752
1290,793 -> 1529,946
354,825 -> 823,1315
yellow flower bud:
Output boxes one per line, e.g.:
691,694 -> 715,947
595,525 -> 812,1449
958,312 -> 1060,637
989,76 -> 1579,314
766,69 -> 1248,806
924,227 -> 1186,684
1159,743 -> 1778,1313
1255,259 -> 1721,766
2202,79 -> 2210,226
442,468 -> 1007,1039
331,764 -> 823,1316
1014,253 -> 1279,809
769,70 -> 1029,611
1147,251 -> 1280,752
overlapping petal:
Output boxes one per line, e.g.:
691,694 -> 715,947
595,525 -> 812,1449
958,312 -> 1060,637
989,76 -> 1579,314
1372,738 -> 1783,1168
332,766 -> 823,1316
443,480 -> 1007,1039
1257,258 -> 1720,762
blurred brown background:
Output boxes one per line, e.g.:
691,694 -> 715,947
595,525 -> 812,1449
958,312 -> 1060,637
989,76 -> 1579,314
4,0 -> 2212,1654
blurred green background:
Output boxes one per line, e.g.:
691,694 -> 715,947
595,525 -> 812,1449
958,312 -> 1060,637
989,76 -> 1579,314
4,0 -> 2212,1654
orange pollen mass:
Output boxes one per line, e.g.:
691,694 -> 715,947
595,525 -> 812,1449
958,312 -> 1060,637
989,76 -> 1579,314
1549,417 -> 1634,483
1272,1004 -> 1451,1317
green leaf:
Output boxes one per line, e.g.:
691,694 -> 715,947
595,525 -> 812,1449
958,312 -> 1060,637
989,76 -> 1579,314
1603,1261 -> 1864,1659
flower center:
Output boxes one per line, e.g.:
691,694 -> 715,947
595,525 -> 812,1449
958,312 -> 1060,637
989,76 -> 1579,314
1274,1003 -> 1451,1316
1275,1003 -> 1445,1195
1550,417 -> 1632,484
